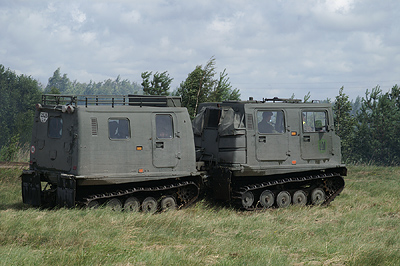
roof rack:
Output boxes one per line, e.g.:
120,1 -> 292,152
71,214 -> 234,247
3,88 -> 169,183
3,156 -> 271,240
128,95 -> 181,107
263,97 -> 302,103
42,94 -> 78,106
41,94 -> 182,108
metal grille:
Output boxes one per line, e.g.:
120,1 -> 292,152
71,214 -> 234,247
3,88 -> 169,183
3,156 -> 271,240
246,114 -> 254,130
91,117 -> 98,136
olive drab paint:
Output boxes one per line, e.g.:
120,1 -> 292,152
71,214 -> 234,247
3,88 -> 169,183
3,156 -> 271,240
22,95 -> 201,209
194,98 -> 343,174
21,95 -> 346,210
193,97 -> 346,208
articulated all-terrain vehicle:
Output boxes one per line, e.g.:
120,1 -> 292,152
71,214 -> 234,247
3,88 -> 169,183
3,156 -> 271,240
21,95 -> 346,211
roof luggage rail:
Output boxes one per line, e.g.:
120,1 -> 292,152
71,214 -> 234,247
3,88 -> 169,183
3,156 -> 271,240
42,94 -> 78,106
41,94 -> 182,108
263,97 -> 302,103
128,95 -> 182,107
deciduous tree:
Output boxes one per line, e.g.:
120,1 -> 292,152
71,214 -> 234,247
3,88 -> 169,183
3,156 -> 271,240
0,65 -> 42,149
45,68 -> 72,93
176,57 -> 240,118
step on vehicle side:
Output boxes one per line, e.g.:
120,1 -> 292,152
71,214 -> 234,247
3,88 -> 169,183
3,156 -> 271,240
193,97 -> 346,209
21,94 -> 202,212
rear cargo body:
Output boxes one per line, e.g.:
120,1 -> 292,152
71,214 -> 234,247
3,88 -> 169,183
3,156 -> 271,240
75,105 -> 196,185
22,95 -> 200,210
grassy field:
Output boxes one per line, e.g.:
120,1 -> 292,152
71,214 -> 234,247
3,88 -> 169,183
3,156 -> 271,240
1,166 -> 399,266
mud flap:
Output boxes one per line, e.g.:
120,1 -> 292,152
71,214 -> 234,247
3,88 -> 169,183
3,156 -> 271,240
57,175 -> 76,208
21,171 -> 42,207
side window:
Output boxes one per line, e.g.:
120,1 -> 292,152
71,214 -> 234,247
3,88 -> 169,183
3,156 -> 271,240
302,111 -> 328,132
257,110 -> 285,134
156,114 -> 173,139
48,117 -> 63,138
109,118 -> 130,139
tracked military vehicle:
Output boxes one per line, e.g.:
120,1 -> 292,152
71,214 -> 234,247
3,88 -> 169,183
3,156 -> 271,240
21,94 -> 201,212
193,97 -> 346,209
21,94 -> 346,211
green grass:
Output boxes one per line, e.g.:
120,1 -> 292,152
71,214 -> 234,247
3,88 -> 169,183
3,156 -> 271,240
1,166 -> 400,265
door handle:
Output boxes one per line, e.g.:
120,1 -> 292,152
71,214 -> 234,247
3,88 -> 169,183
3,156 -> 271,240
303,136 -> 311,142
258,136 -> 266,143
156,142 -> 164,148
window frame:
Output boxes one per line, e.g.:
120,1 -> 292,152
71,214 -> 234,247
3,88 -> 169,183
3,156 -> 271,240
108,118 -> 131,140
302,110 -> 329,133
155,114 -> 174,139
256,110 -> 285,134
48,116 -> 63,139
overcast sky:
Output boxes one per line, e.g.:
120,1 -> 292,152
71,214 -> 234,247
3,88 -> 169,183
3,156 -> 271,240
1,0 -> 399,101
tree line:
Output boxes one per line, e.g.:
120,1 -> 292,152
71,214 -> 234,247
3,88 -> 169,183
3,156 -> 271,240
0,57 -> 240,160
0,65 -> 42,157
1,61 -> 400,166
334,85 -> 400,165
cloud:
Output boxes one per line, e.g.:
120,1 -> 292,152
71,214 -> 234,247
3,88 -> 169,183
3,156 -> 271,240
0,0 -> 399,101
121,10 -> 141,24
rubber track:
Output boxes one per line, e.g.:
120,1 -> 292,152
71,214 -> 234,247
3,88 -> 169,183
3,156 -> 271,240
232,172 -> 345,210
78,181 -> 200,210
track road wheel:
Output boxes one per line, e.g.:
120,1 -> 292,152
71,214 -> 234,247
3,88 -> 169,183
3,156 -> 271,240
86,200 -> 100,209
161,196 -> 177,212
106,198 -> 122,211
241,191 -> 254,208
177,186 -> 197,204
124,197 -> 140,212
259,190 -> 274,208
311,188 -> 326,205
142,197 -> 158,214
276,191 -> 291,208
292,190 -> 307,206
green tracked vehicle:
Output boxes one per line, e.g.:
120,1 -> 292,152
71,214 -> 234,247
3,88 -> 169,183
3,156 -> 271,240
21,95 -> 346,211
21,94 -> 201,212
193,97 -> 346,209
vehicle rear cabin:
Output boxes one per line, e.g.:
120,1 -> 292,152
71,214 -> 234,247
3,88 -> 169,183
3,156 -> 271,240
22,94 -> 201,210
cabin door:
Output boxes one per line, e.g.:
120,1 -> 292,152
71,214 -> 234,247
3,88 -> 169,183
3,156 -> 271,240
255,109 -> 289,161
34,111 -> 74,172
152,113 -> 180,168
300,110 -> 333,160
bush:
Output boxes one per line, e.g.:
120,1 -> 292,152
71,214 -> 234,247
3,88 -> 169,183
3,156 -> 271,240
0,135 -> 21,162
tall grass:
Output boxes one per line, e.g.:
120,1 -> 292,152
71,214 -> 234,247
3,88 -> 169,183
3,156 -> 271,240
0,141 -> 30,162
1,165 -> 400,265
